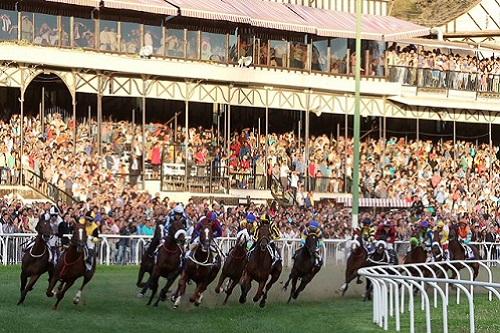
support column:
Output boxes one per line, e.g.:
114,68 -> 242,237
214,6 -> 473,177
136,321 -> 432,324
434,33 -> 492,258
453,121 -> 456,160
227,104 -> 231,154
97,92 -> 102,156
41,86 -> 45,134
142,95 -> 146,190
19,92 -> 25,184
72,93 -> 77,154
416,118 -> 420,141
184,83 -> 190,190
265,90 -> 269,189
489,122 -> 492,147
304,90 -> 311,192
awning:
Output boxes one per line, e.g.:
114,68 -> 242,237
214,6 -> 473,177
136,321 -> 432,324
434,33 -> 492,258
166,0 -> 251,24
45,0 -> 101,7
336,197 -> 412,208
389,95 -> 500,112
226,0 -> 316,34
286,4 -> 429,41
104,0 -> 178,15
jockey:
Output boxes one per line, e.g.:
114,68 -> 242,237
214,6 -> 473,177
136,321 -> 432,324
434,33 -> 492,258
165,204 -> 188,236
418,220 -> 434,251
360,218 -> 376,252
457,219 -> 472,244
47,206 -> 63,265
252,213 -> 281,264
187,211 -> 223,261
81,216 -> 100,272
299,220 -> 324,268
433,220 -> 450,260
236,212 -> 256,250
374,220 -> 397,250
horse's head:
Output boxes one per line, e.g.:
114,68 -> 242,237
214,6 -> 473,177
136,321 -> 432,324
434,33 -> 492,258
375,240 -> 386,255
72,224 -> 88,252
36,218 -> 52,242
304,233 -> 318,255
170,220 -> 186,245
199,227 -> 213,252
257,223 -> 271,251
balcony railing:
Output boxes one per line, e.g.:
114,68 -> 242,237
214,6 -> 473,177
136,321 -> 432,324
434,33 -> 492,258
387,65 -> 500,96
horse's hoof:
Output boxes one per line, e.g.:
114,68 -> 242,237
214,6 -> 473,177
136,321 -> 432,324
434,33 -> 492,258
356,280 -> 363,285
170,295 -> 176,303
194,301 -> 201,307
252,296 -> 260,303
215,288 -> 221,294
73,298 -> 80,305
259,300 -> 266,308
239,296 -> 246,304
292,292 -> 299,300
136,293 -> 144,299
173,304 -> 178,309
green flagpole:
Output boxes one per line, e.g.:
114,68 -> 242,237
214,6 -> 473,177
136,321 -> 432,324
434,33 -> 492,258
351,0 -> 362,230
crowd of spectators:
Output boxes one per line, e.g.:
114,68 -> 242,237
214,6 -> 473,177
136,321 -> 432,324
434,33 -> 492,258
387,43 -> 500,92
1,112 -> 500,243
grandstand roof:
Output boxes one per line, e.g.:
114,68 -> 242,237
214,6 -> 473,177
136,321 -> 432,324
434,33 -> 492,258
43,0 -> 430,41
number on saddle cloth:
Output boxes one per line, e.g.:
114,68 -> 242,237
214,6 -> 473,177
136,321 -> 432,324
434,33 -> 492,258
462,244 -> 475,260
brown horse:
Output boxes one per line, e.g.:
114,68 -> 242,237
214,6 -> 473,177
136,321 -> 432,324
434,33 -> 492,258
214,233 -> 248,305
339,235 -> 368,296
239,223 -> 282,308
46,224 -> 96,310
146,221 -> 186,307
171,227 -> 221,308
283,233 -> 321,303
17,218 -> 53,305
137,223 -> 164,296
447,224 -> 481,280
404,243 -> 430,276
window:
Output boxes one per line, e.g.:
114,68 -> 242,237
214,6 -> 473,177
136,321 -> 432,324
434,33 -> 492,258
256,38 -> 269,66
366,40 -> 386,76
201,32 -> 226,62
143,25 -> 163,56
99,20 -> 118,51
330,38 -> 348,74
269,40 -> 287,68
34,14 -> 58,46
0,10 -> 18,40
228,33 -> 237,64
60,16 -> 70,47
312,39 -> 328,72
165,28 -> 184,58
120,22 -> 141,53
20,13 -> 34,42
290,42 -> 307,70
73,18 -> 95,48
186,30 -> 199,60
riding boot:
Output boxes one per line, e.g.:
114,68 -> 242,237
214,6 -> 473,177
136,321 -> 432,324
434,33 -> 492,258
85,249 -> 94,272
444,249 -> 450,261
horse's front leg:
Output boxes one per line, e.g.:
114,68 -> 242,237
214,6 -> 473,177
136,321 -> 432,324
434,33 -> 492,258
172,272 -> 188,309
194,283 -> 208,306
239,271 -> 251,304
287,276 -> 298,304
215,271 -> 227,294
53,280 -> 75,310
223,279 -> 238,305
253,280 -> 266,303
73,273 -> 92,305
46,269 -> 60,298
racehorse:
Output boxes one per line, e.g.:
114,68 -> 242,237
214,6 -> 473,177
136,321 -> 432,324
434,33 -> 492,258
17,218 -> 53,305
339,235 -> 367,296
239,223 -> 282,308
171,227 -> 221,308
447,224 -> 480,280
404,242 -> 430,277
214,233 -> 248,305
364,241 -> 399,301
137,223 -> 164,296
283,233 -> 321,303
46,224 -> 96,310
146,220 -> 186,307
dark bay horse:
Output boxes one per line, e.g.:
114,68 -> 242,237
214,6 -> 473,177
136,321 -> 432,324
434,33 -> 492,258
404,243 -> 430,276
17,218 -> 53,305
339,235 -> 368,296
137,224 -> 164,296
215,233 -> 248,305
146,221 -> 186,307
447,224 -> 481,280
239,224 -> 282,308
363,241 -> 399,301
171,227 -> 221,308
283,233 -> 321,303
46,224 -> 96,310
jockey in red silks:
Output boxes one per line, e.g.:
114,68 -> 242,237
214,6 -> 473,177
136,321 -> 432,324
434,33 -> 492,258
374,220 -> 397,251
187,211 -> 223,260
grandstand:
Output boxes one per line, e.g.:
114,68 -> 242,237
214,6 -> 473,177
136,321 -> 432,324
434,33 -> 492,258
0,0 -> 499,209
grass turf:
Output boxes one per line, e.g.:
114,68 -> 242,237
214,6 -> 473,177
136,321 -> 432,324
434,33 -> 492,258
1,265 -> 499,333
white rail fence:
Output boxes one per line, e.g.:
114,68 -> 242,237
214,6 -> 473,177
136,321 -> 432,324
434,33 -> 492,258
0,234 -> 351,267
1,234 -> 499,269
358,259 -> 500,333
